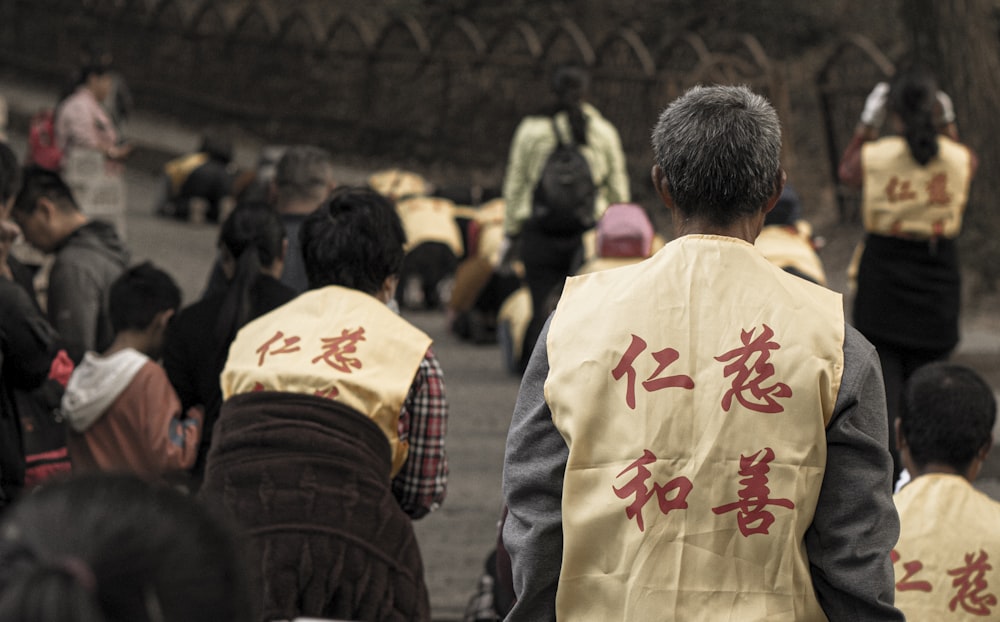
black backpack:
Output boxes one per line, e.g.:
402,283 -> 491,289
530,117 -> 596,235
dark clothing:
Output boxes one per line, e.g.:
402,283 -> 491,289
853,233 -> 961,352
201,392 -> 430,622
280,212 -> 309,293
49,220 -> 130,362
163,274 -> 296,481
173,158 -> 234,223
0,277 -> 59,507
518,225 -> 584,372
853,233 -> 960,482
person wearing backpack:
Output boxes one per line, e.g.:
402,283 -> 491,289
501,65 -> 630,372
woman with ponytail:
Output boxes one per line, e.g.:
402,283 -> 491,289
163,202 -> 295,485
0,472 -> 249,622
838,64 -> 979,486
501,64 -> 631,372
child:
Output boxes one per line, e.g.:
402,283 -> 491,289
61,262 -> 202,479
892,362 -> 1000,620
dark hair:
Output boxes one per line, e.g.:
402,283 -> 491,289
652,85 -> 782,227
888,65 -> 940,166
0,142 -> 19,204
215,201 -> 286,343
548,65 -> 590,145
12,166 -> 79,216
0,472 -> 250,622
900,362 -> 996,473
764,183 -> 802,227
300,186 -> 406,295
274,145 -> 335,204
108,262 -> 181,333
199,131 -> 233,164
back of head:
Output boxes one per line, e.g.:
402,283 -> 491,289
215,201 -> 286,341
199,131 -> 233,164
651,85 -> 782,227
764,184 -> 802,227
888,64 -> 940,166
13,166 -> 79,217
0,472 -> 249,622
299,186 -> 406,295
273,145 -> 335,206
550,64 -> 590,145
109,262 -> 181,334
900,362 -> 996,474
0,142 -> 19,206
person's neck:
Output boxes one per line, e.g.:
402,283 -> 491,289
673,214 -> 764,245
277,197 -> 322,216
102,331 -> 153,359
910,462 -> 976,483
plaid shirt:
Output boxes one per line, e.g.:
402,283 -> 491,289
393,348 -> 448,519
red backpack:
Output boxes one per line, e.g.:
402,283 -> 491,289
27,108 -> 63,171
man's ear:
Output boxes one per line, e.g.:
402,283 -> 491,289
650,165 -> 674,210
36,197 -> 59,222
762,168 -> 787,217
895,418 -> 907,453
154,308 -> 176,331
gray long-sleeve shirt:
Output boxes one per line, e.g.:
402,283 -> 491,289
502,320 -> 903,621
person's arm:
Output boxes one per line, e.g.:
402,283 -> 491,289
502,120 -> 539,237
805,325 -> 904,621
0,280 -> 58,391
45,260 -> 100,362
392,349 -> 448,519
838,82 -> 890,189
501,318 -> 566,622
136,363 -> 203,473
600,125 -> 631,206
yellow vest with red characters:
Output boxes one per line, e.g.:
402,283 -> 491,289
893,474 -> 1000,622
862,135 -> 972,238
547,235 -> 844,621
221,286 -> 431,476
755,224 -> 827,285
396,196 -> 465,257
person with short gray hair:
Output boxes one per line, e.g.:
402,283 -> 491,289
502,85 -> 902,621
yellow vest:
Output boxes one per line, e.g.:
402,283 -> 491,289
547,235 -> 844,621
164,152 -> 209,195
396,196 -> 465,257
893,474 -> 1000,621
221,286 -> 431,476
862,135 -> 972,238
755,224 -> 827,286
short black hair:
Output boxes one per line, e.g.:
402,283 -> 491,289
12,166 -> 78,216
0,143 -> 20,204
108,262 -> 181,333
300,186 -> 406,295
900,362 -> 996,473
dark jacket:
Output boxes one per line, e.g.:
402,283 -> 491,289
201,392 -> 430,622
0,277 -> 59,507
49,220 -> 130,362
163,274 -> 296,480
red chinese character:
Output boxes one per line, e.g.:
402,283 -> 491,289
715,324 -> 792,414
711,447 -> 794,536
252,382 -> 266,392
612,334 -> 695,410
948,550 -> 997,616
255,331 -> 302,366
612,449 -> 693,532
885,176 -> 918,202
312,327 -> 366,372
313,387 -> 340,399
926,173 -> 952,205
890,550 -> 933,592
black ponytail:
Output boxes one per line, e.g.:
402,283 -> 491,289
889,65 -> 940,166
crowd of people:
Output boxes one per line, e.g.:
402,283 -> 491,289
0,57 -> 994,622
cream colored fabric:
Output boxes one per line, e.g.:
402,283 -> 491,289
861,135 -> 972,238
396,196 -> 464,256
164,152 -> 209,195
497,287 -> 531,365
368,168 -> 429,200
893,474 -> 1000,621
221,286 -> 431,476
755,224 -> 827,285
547,235 -> 844,621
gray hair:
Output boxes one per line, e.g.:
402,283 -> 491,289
274,145 -> 335,204
651,85 -> 781,225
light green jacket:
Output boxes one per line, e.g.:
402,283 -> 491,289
502,103 -> 630,236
